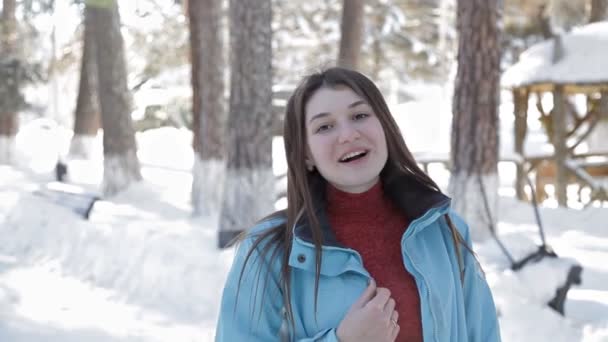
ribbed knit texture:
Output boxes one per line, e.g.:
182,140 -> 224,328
327,181 -> 422,342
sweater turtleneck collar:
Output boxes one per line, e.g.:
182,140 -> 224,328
326,180 -> 387,217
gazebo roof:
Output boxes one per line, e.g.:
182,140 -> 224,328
502,22 -> 608,93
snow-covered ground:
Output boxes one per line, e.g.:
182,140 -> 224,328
1,122 -> 607,341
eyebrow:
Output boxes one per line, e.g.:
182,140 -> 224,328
308,100 -> 368,124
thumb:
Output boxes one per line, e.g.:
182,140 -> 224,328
353,278 -> 376,309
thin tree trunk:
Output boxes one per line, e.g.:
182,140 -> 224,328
536,4 -> 554,39
590,0 -> 608,23
219,0 -> 273,248
449,0 -> 502,241
188,0 -> 226,217
87,0 -> 141,195
371,37 -> 381,80
514,88 -> 529,201
338,0 -> 364,70
552,85 -> 568,206
0,0 -> 19,164
70,5 -> 100,159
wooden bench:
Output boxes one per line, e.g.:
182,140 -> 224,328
33,183 -> 100,220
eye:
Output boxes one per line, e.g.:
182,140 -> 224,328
315,124 -> 332,133
353,113 -> 369,120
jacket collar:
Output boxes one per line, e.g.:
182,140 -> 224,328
293,172 -> 451,248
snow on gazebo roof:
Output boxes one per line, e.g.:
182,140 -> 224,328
502,22 -> 608,93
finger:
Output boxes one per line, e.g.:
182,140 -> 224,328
388,311 -> 399,340
383,298 -> 396,318
384,305 -> 399,323
389,322 -> 400,341
352,278 -> 376,309
390,310 -> 399,325
365,287 -> 391,310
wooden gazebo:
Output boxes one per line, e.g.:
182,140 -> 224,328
502,22 -> 608,207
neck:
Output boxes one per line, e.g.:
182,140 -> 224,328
331,177 -> 380,194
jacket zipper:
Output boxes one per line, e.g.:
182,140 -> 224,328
401,207 -> 447,342
402,246 -> 439,342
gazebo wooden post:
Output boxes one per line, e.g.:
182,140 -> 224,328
514,87 -> 529,201
601,91 -> 608,119
552,85 -> 569,206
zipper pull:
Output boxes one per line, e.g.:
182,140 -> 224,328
279,306 -> 290,342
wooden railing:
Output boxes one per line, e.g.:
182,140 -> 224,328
412,151 -> 608,207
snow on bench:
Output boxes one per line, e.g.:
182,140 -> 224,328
33,182 -> 100,220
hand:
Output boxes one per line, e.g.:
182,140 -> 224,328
336,279 -> 399,342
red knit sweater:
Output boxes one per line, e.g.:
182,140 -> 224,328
327,181 -> 422,342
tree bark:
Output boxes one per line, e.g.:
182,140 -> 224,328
188,0 -> 226,217
219,0 -> 273,248
70,5 -> 100,159
536,4 -> 554,39
449,0 -> 502,241
87,0 -> 141,195
590,0 -> 608,23
552,85 -> 568,206
0,0 -> 19,164
514,88 -> 529,201
338,0 -> 364,70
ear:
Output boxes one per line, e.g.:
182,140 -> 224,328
304,146 -> 315,171
305,158 -> 315,172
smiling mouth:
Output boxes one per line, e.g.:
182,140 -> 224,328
339,150 -> 368,163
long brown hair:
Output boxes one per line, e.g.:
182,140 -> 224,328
236,67 -> 469,330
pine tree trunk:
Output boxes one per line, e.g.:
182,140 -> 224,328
0,0 -> 19,164
590,0 -> 608,23
219,0 -> 273,248
514,88 -> 529,201
338,0 -> 364,70
188,0 -> 226,217
70,6 -> 100,159
449,0 -> 502,241
87,0 -> 141,196
552,85 -> 568,206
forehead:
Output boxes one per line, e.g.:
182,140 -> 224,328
305,86 -> 365,119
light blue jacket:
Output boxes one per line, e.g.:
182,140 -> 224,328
216,187 -> 501,341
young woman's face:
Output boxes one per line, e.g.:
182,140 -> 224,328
304,86 -> 388,193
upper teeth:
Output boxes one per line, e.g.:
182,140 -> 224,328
340,151 -> 365,161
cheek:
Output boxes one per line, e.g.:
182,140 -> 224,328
380,132 -> 388,152
375,125 -> 388,151
307,137 -> 333,163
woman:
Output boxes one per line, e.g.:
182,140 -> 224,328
216,67 -> 501,342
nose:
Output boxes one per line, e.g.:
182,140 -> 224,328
337,123 -> 361,144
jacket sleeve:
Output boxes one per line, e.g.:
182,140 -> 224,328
450,212 -> 502,342
215,235 -> 340,342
